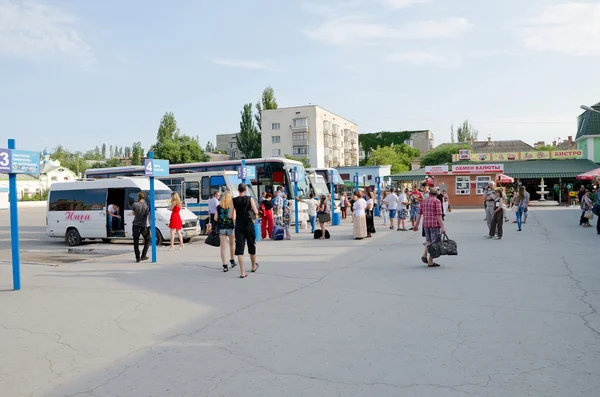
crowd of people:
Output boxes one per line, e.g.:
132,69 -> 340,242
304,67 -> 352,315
577,184 -> 600,234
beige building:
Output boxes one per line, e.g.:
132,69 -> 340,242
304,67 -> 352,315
261,105 -> 359,168
215,133 -> 240,159
405,130 -> 434,154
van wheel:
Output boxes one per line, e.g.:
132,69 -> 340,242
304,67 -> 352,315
66,229 -> 82,247
183,238 -> 191,244
155,229 -> 164,245
102,238 -> 112,244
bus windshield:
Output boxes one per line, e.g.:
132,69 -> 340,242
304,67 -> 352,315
308,174 -> 329,197
226,174 -> 256,197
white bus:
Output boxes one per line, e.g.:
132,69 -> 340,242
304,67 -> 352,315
158,171 -> 257,231
309,168 -> 345,198
85,158 -> 312,223
46,178 -> 199,246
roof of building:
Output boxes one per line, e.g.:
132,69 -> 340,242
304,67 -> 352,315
390,159 -> 599,181
470,139 -> 535,153
576,102 -> 600,140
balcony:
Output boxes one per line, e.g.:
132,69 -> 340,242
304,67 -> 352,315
292,132 -> 309,144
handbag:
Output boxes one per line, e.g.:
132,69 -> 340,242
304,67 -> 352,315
204,228 -> 220,247
584,210 -> 594,220
511,205 -> 519,213
428,233 -> 458,258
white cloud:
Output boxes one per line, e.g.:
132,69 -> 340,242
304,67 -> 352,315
386,51 -> 459,67
377,0 -> 430,9
305,17 -> 472,44
522,3 -> 600,55
211,57 -> 273,71
0,0 -> 93,64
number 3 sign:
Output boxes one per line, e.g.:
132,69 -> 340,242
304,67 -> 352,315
0,148 -> 11,172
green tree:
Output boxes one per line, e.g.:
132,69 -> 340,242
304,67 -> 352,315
284,154 -> 310,168
236,103 -> 261,159
255,86 -> 278,131
358,131 -> 413,161
419,143 -> 470,167
101,143 -> 106,159
537,145 -> 556,151
150,112 -> 210,164
50,146 -> 88,175
131,142 -> 144,165
366,144 -> 420,174
455,120 -> 479,143
109,145 -> 114,158
124,147 -> 132,158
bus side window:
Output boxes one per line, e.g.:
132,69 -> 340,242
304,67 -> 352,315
201,177 -> 211,200
185,182 -> 200,204
210,176 -> 226,195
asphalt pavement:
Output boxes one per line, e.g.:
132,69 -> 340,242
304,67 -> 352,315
0,207 -> 599,397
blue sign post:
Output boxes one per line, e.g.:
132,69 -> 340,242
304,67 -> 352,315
374,176 -> 381,217
292,166 -> 299,233
353,173 -> 359,192
330,170 -> 340,226
2,139 -> 41,290
145,153 -> 169,263
239,160 -> 247,185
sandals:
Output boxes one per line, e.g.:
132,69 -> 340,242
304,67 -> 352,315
223,264 -> 229,272
428,263 -> 441,267
230,260 -> 237,269
251,263 -> 260,273
240,274 -> 247,279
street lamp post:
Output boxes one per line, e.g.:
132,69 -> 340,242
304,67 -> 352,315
580,105 -> 600,114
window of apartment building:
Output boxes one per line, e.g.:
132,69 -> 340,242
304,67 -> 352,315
271,136 -> 281,144
271,122 -> 280,130
229,143 -> 236,149
293,118 -> 308,128
292,132 -> 308,141
271,149 -> 281,157
293,146 -> 309,155
456,176 -> 470,195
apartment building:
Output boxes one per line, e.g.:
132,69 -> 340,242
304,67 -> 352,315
261,105 -> 359,168
215,133 -> 240,159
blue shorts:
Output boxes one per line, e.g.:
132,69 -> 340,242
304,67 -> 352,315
219,228 -> 234,236
388,209 -> 397,218
410,206 -> 419,221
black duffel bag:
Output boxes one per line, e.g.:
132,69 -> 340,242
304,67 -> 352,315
428,233 -> 458,258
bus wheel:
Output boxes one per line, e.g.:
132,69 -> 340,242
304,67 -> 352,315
102,238 -> 112,244
155,229 -> 164,245
66,228 -> 82,247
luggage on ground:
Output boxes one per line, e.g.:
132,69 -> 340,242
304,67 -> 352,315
313,229 -> 331,239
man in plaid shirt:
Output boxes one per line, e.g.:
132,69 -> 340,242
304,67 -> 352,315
413,186 -> 446,267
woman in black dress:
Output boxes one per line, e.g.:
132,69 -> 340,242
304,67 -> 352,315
365,191 -> 376,236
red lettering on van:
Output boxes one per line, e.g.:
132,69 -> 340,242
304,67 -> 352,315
65,212 -> 92,221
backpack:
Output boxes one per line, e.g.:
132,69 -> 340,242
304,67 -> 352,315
272,226 -> 285,240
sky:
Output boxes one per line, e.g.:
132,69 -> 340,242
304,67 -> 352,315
1,0 -> 599,155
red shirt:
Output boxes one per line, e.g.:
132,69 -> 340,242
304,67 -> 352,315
419,196 -> 443,228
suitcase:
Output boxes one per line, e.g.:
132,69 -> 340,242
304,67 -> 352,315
272,226 -> 285,240
313,229 -> 331,239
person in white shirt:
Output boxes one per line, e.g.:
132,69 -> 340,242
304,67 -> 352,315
383,188 -> 399,230
352,191 -> 368,239
397,189 -> 409,231
107,203 -> 121,233
299,193 -> 318,233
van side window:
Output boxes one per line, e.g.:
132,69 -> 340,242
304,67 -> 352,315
201,177 -> 211,200
210,175 -> 226,194
49,189 -> 105,211
185,182 -> 200,204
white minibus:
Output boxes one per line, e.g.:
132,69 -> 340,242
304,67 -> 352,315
46,177 -> 199,246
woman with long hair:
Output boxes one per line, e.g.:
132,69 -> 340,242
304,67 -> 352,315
214,191 -> 237,272
580,190 -> 593,228
340,193 -> 348,220
381,191 -> 389,226
317,195 -> 331,239
169,192 -> 184,250
365,191 -> 376,237
514,186 -> 527,231
352,191 -> 368,240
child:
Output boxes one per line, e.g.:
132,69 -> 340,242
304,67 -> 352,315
283,202 -> 292,240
